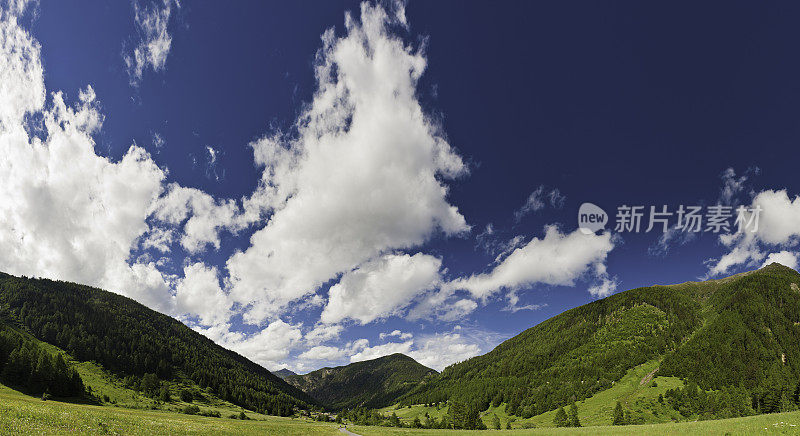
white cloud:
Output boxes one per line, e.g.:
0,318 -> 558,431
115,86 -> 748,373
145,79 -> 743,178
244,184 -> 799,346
502,292 -> 546,313
347,327 -> 498,371
298,345 -> 345,362
349,341 -> 412,363
194,320 -> 303,371
320,253 -> 442,325
141,226 -> 173,252
514,185 -> 566,221
380,330 -> 413,340
648,223 -> 698,256
152,131 -> 165,149
0,8 -> 172,310
175,262 -> 230,325
226,3 -> 469,323
719,167 -> 759,205
152,184 -> 249,253
587,275 -> 618,298
446,226 -> 615,299
125,0 -> 179,86
407,333 -> 482,371
706,189 -> 800,276
304,324 -> 343,346
750,189 -> 800,245
439,299 -> 479,321
0,4 -> 44,128
762,251 -> 798,270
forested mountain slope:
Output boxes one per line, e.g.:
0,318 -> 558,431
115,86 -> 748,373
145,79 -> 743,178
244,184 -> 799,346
400,264 -> 800,420
0,272 -> 315,415
285,353 -> 437,410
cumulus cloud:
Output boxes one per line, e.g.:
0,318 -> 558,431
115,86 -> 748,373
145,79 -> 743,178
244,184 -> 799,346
298,345 -> 345,362
152,184 -> 250,253
762,251 -> 798,270
706,189 -> 800,277
406,289 -> 478,322
320,253 -> 443,325
175,263 -> 230,325
0,5 -> 177,310
194,319 -> 303,370
304,324 -> 344,346
514,185 -> 566,221
226,3 -> 469,323
407,332 -> 483,371
446,226 -> 615,300
0,3 -> 44,127
125,0 -> 179,86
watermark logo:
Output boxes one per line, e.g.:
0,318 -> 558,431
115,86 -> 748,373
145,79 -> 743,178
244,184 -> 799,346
578,203 -> 762,234
578,203 -> 608,234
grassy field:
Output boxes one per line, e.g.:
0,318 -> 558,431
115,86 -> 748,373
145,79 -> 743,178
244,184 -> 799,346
518,359 -> 685,428
350,410 -> 800,435
378,403 -> 450,423
3,382 -> 800,435
0,384 -> 339,436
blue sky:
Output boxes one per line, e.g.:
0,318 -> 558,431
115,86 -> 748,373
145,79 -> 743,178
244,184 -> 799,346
1,0 -> 799,373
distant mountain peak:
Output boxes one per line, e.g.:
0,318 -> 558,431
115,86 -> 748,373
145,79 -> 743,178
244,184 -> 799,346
285,353 -> 437,410
274,368 -> 298,380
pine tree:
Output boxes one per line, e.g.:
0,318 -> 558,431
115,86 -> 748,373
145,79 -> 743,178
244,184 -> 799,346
568,402 -> 581,427
159,386 -> 171,402
553,406 -> 569,427
492,413 -> 501,430
613,401 -> 626,425
141,373 -> 160,398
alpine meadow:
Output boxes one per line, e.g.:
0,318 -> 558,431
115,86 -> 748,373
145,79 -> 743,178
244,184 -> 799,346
2,0 -> 800,435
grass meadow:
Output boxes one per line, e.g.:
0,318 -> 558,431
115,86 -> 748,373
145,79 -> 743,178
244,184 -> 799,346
3,380 -> 800,435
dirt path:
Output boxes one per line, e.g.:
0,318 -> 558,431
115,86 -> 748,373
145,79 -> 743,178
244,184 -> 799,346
339,427 -> 362,436
640,367 -> 659,386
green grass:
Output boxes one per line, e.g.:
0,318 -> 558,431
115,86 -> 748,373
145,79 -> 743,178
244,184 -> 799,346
0,384 -> 339,436
350,410 -> 800,435
519,359 -> 685,428
4,381 -> 800,435
72,360 -> 267,418
378,403 -> 450,423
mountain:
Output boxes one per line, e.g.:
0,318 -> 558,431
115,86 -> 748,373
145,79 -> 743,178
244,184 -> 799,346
285,353 -> 437,410
274,368 -> 297,379
400,263 -> 800,421
0,272 -> 316,415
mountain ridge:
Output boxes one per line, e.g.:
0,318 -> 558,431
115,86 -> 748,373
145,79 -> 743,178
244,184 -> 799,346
285,352 -> 437,410
0,272 -> 316,415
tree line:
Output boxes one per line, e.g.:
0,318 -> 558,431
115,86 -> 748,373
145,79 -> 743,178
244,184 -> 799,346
0,326 -> 84,398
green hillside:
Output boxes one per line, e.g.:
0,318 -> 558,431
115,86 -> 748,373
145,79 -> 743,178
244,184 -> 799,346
399,263 -> 800,425
285,353 -> 437,410
0,272 -> 316,415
